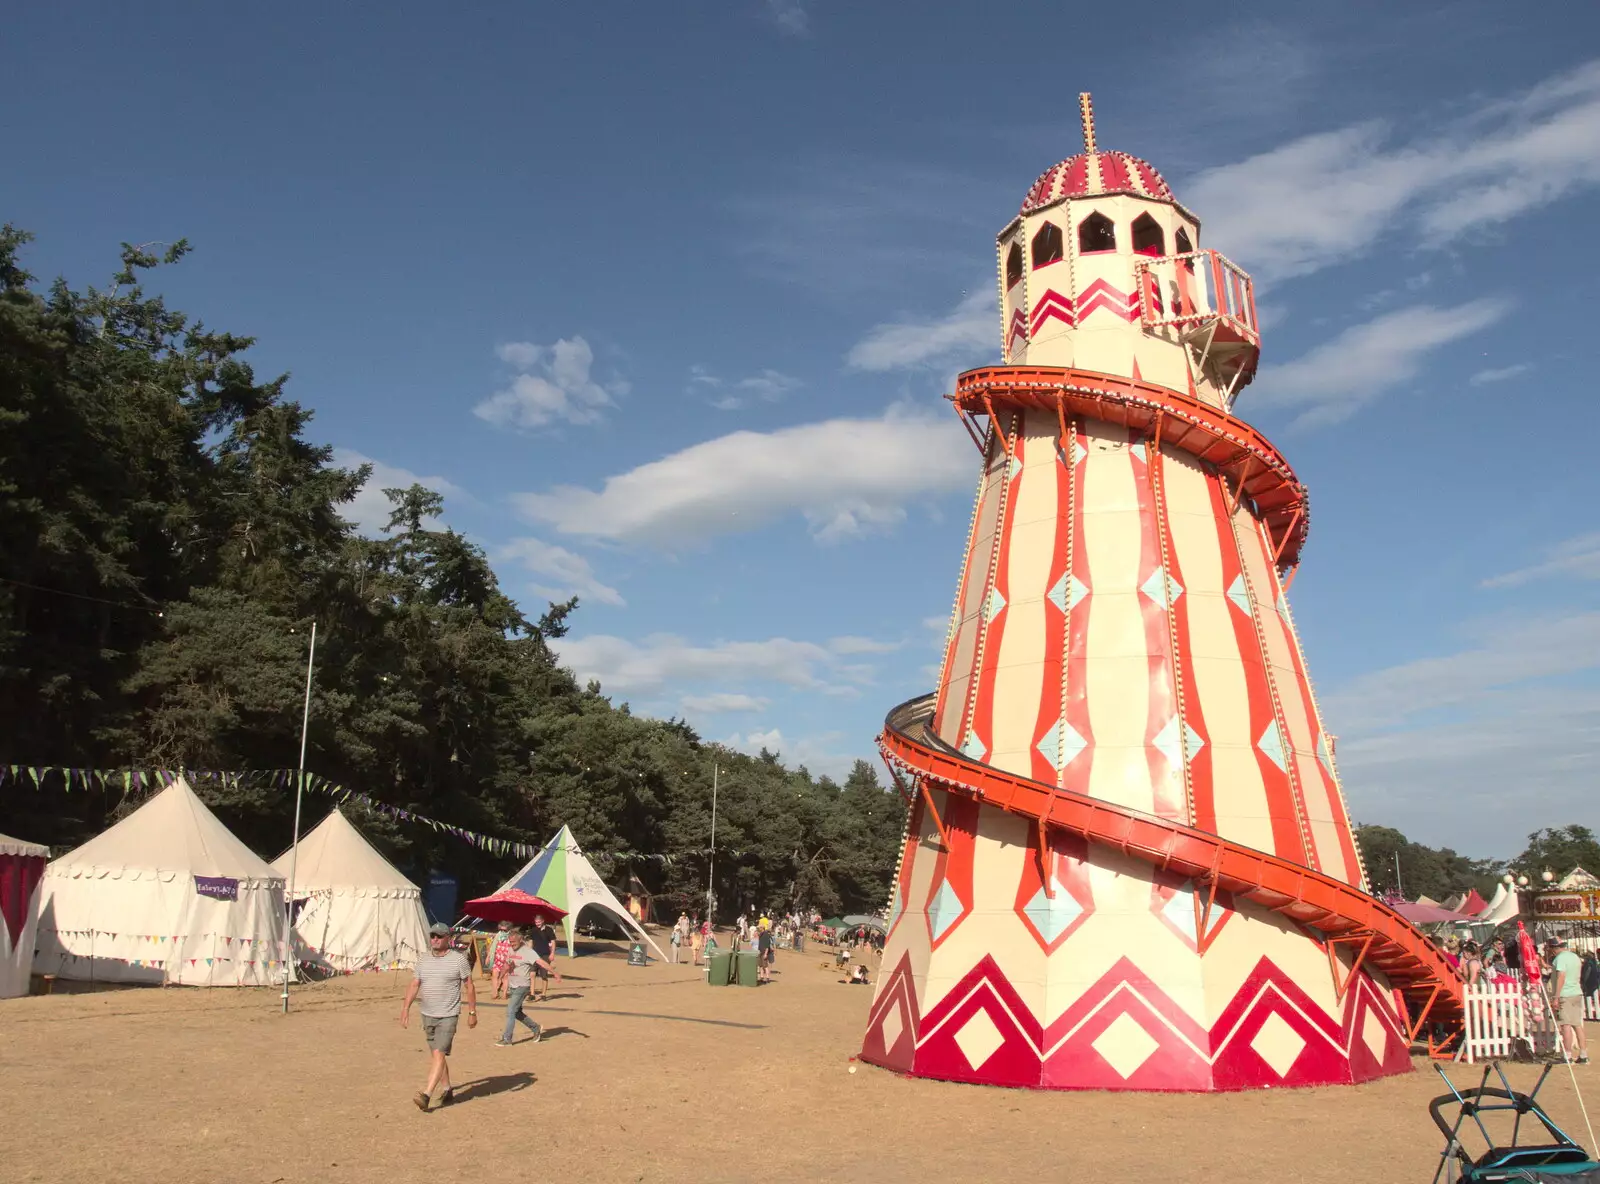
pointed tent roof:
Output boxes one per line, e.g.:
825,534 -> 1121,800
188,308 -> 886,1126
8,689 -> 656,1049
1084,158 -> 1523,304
1480,882 -> 1507,917
271,808 -> 420,896
501,825 -> 667,961
1458,888 -> 1489,916
1482,882 -> 1521,925
49,777 -> 280,882
0,833 -> 48,859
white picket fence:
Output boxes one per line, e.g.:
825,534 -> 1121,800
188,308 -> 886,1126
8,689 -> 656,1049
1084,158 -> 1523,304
1461,979 -> 1573,1063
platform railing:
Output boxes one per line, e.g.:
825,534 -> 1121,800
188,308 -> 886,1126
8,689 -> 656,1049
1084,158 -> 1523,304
1137,249 -> 1260,346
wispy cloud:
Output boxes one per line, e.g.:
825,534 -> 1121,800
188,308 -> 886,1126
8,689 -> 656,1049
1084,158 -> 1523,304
827,635 -> 901,655
1482,533 -> 1600,589
680,692 -> 769,715
690,365 -> 804,411
1253,299 -> 1509,428
554,633 -> 866,697
720,727 -> 860,779
764,0 -> 809,36
846,287 -> 997,372
512,403 -> 973,546
498,536 -> 624,607
1470,362 -> 1533,386
1324,610 -> 1600,851
1187,59 -> 1600,280
332,449 -> 465,536
473,337 -> 627,430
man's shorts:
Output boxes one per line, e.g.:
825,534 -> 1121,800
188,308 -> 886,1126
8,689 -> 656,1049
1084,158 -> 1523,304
1559,995 -> 1585,1027
421,1013 -> 459,1054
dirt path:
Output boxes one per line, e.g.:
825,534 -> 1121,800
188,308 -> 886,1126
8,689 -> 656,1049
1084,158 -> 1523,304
3,942 -> 1594,1183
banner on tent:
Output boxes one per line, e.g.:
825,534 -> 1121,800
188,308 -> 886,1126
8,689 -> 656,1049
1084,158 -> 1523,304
193,876 -> 238,901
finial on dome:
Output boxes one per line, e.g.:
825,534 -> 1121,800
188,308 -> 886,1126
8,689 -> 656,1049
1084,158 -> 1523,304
1079,93 -> 1097,155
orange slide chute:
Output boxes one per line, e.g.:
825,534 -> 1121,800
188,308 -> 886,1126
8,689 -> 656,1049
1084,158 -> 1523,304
880,694 -> 1464,1051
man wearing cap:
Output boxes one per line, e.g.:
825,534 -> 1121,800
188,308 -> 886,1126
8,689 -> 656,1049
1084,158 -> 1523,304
1547,938 -> 1589,1064
400,922 -> 478,1111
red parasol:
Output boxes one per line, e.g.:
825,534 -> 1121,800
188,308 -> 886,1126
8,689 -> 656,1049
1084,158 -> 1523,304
463,888 -> 568,925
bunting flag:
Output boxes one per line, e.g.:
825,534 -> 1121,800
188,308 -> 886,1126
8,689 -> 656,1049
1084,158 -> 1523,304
0,763 -> 743,866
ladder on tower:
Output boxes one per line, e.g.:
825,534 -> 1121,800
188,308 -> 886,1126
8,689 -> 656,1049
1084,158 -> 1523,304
879,692 -> 1465,1055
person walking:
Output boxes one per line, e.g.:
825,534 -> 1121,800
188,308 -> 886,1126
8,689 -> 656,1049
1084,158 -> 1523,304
756,918 -> 774,984
399,922 -> 477,1112
528,914 -> 559,1002
495,928 -> 560,1047
670,912 -> 687,963
1548,938 -> 1589,1064
689,914 -> 704,966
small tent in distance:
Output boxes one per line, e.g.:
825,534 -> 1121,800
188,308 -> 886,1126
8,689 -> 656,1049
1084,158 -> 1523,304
272,807 -> 430,975
33,777 -> 288,987
500,826 -> 667,961
1,832 -> 49,998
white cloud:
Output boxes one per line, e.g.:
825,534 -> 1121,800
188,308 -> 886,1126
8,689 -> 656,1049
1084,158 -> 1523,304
690,366 -> 804,411
1187,59 -> 1600,280
720,727 -> 861,780
1322,612 -> 1600,735
1323,611 -> 1600,852
497,536 -> 624,607
764,0 -> 809,36
1470,363 -> 1534,386
1482,533 -> 1600,589
332,448 -> 464,537
827,636 -> 901,655
513,403 -> 974,546
474,337 -> 625,430
847,287 -> 996,372
680,692 -> 769,715
554,633 -> 843,696
1253,300 -> 1509,428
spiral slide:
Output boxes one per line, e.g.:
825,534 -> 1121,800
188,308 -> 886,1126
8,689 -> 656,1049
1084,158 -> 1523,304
880,692 -> 1465,1052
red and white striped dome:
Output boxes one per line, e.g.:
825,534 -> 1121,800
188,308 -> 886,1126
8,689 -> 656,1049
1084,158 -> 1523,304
1020,150 -> 1175,214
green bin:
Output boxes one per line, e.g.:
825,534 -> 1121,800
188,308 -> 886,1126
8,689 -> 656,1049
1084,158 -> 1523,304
706,950 -> 733,986
735,950 -> 759,987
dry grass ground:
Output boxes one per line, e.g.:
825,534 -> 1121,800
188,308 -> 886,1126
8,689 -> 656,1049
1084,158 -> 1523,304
4,940 -> 1596,1183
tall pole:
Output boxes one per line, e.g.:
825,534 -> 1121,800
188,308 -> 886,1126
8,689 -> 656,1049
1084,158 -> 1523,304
282,620 -> 317,1014
706,764 -> 718,927
1394,851 -> 1403,899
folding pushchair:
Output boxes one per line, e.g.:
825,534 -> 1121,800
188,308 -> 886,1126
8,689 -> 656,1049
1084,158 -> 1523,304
1430,1062 -> 1600,1182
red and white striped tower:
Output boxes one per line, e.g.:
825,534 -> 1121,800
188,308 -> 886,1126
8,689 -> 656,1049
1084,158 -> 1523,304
860,96 -> 1422,1091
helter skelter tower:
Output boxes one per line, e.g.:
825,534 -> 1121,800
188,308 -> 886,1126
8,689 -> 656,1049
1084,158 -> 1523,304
861,96 -> 1464,1091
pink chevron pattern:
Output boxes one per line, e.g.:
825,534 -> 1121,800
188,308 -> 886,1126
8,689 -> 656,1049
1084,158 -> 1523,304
863,949 -> 1412,1092
1074,278 -> 1141,323
1028,289 -> 1076,335
1007,307 -> 1028,350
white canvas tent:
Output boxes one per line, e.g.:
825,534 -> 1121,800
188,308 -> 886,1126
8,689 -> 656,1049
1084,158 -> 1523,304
272,807 -> 430,973
499,825 -> 667,961
1,832 -> 49,998
33,778 -> 288,986
1480,882 -> 1520,926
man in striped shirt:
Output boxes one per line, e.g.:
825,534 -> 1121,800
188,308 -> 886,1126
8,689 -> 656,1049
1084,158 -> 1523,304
400,923 -> 477,1112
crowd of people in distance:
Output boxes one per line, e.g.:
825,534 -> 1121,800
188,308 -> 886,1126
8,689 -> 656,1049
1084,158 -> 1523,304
1438,930 -> 1597,1064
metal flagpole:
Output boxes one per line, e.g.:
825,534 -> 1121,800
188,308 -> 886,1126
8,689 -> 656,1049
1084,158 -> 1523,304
706,764 -> 718,927
282,620 -> 317,1014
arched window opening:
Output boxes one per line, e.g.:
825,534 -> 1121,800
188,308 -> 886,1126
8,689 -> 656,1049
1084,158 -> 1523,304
1031,222 -> 1063,269
1131,213 -> 1165,257
1174,227 -> 1195,273
1078,212 -> 1116,254
1005,241 -> 1023,289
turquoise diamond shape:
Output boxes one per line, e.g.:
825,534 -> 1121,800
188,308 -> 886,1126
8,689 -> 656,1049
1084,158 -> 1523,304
1152,715 -> 1183,768
1185,721 -> 1205,758
961,728 -> 986,760
1258,720 -> 1287,772
1036,718 -> 1088,772
984,587 -> 1007,622
1024,880 -> 1084,944
1141,566 -> 1184,606
1316,732 -> 1335,777
1070,437 -> 1087,467
1227,574 -> 1252,617
929,880 -> 965,942
1046,571 -> 1090,613
1006,453 -> 1022,480
1130,440 -> 1147,463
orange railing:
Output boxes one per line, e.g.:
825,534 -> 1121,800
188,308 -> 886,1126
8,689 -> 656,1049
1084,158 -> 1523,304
880,693 -> 1464,1053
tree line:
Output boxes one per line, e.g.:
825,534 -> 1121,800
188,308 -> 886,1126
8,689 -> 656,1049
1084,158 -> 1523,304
0,229 -> 904,919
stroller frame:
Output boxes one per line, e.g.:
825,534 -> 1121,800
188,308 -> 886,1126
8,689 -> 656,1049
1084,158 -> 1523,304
1430,1062 -> 1599,1182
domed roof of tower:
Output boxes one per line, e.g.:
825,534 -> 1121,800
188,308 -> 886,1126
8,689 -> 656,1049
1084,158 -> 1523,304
1019,94 -> 1175,215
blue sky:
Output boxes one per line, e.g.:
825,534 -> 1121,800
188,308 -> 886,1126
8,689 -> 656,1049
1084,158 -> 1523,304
9,2 -> 1598,857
